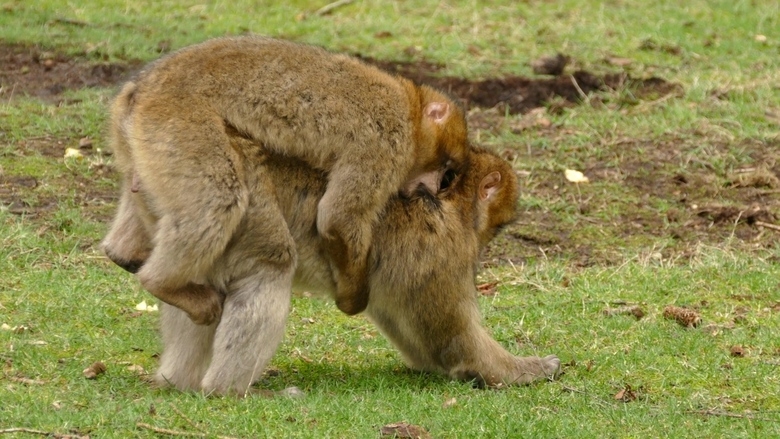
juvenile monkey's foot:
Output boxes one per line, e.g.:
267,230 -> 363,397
142,280 -> 224,326
512,354 -> 561,384
177,283 -> 224,325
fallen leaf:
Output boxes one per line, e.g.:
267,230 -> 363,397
614,385 -> 637,402
442,397 -> 458,408
663,305 -> 701,328
134,300 -> 159,312
754,34 -> 767,43
127,364 -> 145,374
83,361 -> 107,379
64,148 -> 83,159
477,282 -> 498,296
564,169 -> 589,183
277,386 -> 306,398
380,422 -> 431,439
730,345 -> 745,357
509,107 -> 551,133
606,56 -> 633,67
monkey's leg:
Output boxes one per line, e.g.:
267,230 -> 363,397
200,263 -> 294,396
155,303 -> 217,391
198,178 -> 297,396
130,116 -> 249,326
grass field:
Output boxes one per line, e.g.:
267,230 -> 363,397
1,1 -> 779,437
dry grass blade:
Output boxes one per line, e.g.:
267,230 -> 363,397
136,423 -> 239,439
314,0 -> 355,16
380,422 -> 431,439
82,361 -> 106,379
603,304 -> 645,320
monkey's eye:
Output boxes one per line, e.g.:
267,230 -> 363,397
439,169 -> 457,192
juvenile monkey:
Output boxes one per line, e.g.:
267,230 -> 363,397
102,36 -> 469,323
103,126 -> 561,394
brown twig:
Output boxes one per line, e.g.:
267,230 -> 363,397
687,409 -> 777,422
169,403 -> 202,432
315,0 -> 355,16
136,423 -> 204,437
569,75 -> 589,102
7,376 -> 46,385
136,423 -> 239,439
0,428 -> 50,436
755,220 -> 780,232
0,427 -> 88,438
52,17 -> 90,27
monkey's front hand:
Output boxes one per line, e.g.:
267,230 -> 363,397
333,269 -> 370,315
319,232 -> 371,315
316,194 -> 372,315
511,354 -> 561,385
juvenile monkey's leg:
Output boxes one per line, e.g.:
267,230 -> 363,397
130,114 -> 248,325
155,303 -> 217,391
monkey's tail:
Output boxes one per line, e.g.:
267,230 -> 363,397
108,81 -> 138,176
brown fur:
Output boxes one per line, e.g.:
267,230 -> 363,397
103,120 -> 560,394
101,36 -> 469,322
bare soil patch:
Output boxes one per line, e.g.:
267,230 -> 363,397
2,42 -> 777,264
0,42 -> 141,102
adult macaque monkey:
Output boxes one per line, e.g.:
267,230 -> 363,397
103,123 -> 560,394
101,36 -> 470,323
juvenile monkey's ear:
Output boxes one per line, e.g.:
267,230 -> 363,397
424,102 -> 451,124
479,171 -> 502,201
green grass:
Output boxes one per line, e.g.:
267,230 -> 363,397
2,0 -> 779,437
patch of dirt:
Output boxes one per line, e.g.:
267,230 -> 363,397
361,56 -> 681,115
1,42 -> 776,265
0,42 -> 676,113
0,43 -> 142,102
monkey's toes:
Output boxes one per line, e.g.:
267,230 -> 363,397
184,284 -> 224,325
541,354 -> 562,378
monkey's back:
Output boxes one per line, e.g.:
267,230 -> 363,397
129,36 -> 416,171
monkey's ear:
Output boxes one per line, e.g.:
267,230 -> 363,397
479,171 -> 502,201
424,102 -> 451,124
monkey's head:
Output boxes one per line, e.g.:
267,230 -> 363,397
466,147 -> 519,248
366,147 -> 520,375
403,86 -> 470,198
424,145 -> 519,247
